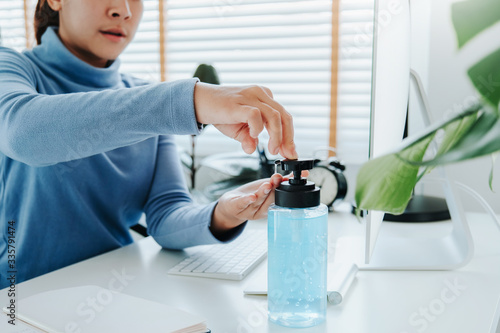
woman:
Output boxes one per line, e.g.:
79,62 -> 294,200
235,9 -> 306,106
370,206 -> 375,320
0,0 -> 297,288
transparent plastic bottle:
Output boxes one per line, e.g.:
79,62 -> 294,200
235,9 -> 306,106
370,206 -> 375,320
268,159 -> 328,328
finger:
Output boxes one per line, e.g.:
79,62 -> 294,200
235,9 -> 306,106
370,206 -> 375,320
255,189 -> 276,217
254,182 -> 272,202
240,183 -> 274,219
241,136 -> 258,154
247,175 -> 283,219
251,87 -> 297,159
248,141 -> 259,154
243,184 -> 277,220
235,193 -> 257,212
260,86 -> 274,99
256,102 -> 282,155
270,173 -> 283,187
283,170 -> 309,180
280,140 -> 297,160
279,111 -> 297,159
243,182 -> 272,210
236,105 -> 264,139
229,124 -> 259,154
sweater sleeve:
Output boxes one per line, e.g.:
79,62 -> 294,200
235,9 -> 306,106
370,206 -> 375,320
144,135 -> 246,250
0,48 -> 200,167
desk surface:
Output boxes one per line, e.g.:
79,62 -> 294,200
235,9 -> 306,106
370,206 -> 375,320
2,210 -> 500,333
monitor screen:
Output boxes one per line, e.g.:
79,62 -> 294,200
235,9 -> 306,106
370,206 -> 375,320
365,0 -> 411,263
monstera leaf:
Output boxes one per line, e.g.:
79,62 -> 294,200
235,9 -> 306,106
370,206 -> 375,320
354,0 -> 500,215
451,0 -> 500,49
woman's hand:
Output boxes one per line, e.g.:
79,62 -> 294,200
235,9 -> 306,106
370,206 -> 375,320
210,173 -> 284,238
194,83 -> 298,159
209,171 -> 308,239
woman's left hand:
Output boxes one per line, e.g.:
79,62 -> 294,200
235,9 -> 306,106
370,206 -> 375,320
210,173 -> 283,238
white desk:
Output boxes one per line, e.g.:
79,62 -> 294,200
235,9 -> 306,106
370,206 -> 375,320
2,211 -> 500,333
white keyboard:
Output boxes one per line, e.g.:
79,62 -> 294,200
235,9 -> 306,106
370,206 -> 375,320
168,230 -> 267,281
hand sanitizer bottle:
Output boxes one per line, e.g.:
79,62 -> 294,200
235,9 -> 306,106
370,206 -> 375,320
268,159 -> 328,328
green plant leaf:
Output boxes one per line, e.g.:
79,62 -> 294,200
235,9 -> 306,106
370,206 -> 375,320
193,64 -> 220,85
451,0 -> 500,49
408,112 -> 478,183
432,110 -> 479,158
354,135 -> 434,215
388,104 -> 481,155
410,109 -> 479,181
416,110 -> 500,166
397,107 -> 481,166
467,47 -> 500,107
354,105 -> 484,215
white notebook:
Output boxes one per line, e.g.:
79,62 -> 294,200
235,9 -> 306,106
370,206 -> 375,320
2,285 -> 208,333
244,263 -> 358,305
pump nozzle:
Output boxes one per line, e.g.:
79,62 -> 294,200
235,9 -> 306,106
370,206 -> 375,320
277,159 -> 315,185
274,159 -> 320,208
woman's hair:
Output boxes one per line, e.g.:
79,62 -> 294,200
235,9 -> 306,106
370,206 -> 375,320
34,0 -> 60,45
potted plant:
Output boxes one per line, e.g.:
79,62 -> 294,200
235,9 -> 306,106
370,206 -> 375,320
355,0 -> 500,216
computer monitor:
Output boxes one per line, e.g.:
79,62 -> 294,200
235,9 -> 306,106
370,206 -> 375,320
365,0 -> 411,263
338,0 -> 474,270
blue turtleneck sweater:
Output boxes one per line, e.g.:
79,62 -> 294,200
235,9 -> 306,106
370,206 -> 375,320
0,27 -> 242,289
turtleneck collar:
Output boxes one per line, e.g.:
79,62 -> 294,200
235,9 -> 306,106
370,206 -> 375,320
31,27 -> 122,88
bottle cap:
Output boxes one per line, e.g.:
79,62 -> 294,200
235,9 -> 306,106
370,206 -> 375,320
275,159 -> 320,208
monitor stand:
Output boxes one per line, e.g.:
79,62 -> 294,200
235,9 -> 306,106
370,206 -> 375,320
335,166 -> 474,270
383,69 -> 452,224
383,194 -> 450,222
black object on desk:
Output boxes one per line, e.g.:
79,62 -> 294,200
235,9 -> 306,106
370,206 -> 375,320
383,194 -> 451,222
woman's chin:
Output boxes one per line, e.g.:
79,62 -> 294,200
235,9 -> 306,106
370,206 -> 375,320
92,49 -> 123,65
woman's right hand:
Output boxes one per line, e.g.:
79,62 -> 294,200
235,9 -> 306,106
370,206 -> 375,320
193,82 -> 298,159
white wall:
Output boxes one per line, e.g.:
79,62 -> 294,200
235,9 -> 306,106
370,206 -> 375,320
424,0 -> 500,212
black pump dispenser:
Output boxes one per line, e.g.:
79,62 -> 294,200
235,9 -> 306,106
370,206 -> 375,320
275,159 -> 320,209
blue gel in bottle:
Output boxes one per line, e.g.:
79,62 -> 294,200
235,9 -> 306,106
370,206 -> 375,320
268,159 -> 328,328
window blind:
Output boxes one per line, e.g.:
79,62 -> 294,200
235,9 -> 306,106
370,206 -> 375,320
120,0 -> 161,82
0,0 -> 26,51
165,0 -> 335,159
166,0 -> 373,165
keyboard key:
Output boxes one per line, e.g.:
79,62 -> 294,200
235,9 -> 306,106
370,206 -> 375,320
168,230 -> 267,280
